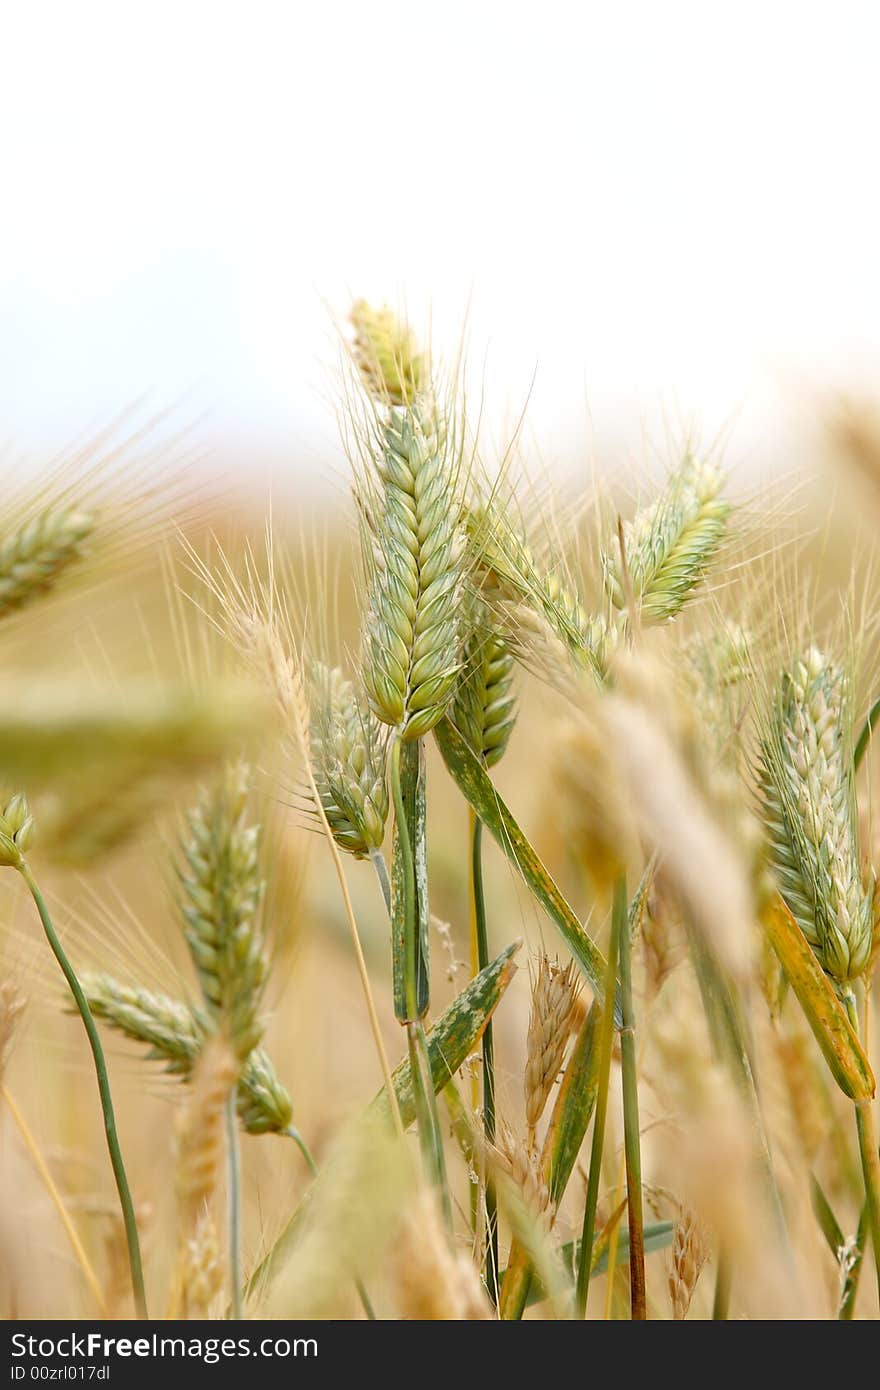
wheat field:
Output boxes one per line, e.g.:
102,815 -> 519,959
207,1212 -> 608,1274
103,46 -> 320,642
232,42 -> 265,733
2,307 -> 880,1322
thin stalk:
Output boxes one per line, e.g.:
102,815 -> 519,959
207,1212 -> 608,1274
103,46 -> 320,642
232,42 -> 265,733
283,1127 -> 375,1319
19,863 -> 147,1319
843,993 -> 880,1297
1,1085 -> 109,1315
854,694 -> 880,770
388,737 -> 451,1220
617,874 -> 646,1319
575,877 -> 624,1316
467,810 -> 481,1238
712,1248 -> 731,1320
472,815 -> 499,1303
390,736 -> 418,1021
225,1089 -> 243,1320
286,1126 -> 319,1178
407,1021 -> 452,1226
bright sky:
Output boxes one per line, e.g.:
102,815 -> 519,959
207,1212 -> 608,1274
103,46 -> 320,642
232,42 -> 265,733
3,1 -> 880,486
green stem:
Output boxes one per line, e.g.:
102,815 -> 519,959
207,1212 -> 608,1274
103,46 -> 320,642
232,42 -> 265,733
407,1022 -> 452,1226
854,695 -> 880,770
390,736 -> 417,1021
225,1089 -> 243,1320
387,741 -> 451,1221
617,875 -> 646,1319
283,1128 -> 376,1319
472,816 -> 499,1304
19,863 -> 147,1319
286,1126 -> 319,1178
712,1248 -> 731,1320
844,994 -> 880,1299
575,877 -> 624,1317
812,1172 -> 867,1320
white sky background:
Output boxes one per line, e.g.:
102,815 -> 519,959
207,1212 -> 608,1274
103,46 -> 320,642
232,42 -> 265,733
3,1 -> 880,496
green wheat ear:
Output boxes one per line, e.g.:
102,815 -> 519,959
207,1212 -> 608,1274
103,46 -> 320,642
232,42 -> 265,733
0,507 -> 95,620
603,454 -> 730,625
450,602 -> 517,768
179,765 -> 267,1062
350,300 -> 425,406
360,400 -> 467,741
759,647 -> 874,984
79,972 -> 293,1135
308,662 -> 389,857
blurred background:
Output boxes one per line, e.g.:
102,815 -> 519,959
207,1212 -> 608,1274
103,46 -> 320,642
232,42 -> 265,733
4,1 -> 880,495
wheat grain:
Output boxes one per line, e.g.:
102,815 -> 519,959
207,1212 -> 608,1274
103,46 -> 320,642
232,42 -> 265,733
450,603 -> 517,767
0,507 -> 94,619
179,765 -> 266,1062
308,662 -> 389,856
0,794 -> 35,870
468,504 -> 614,681
79,973 -> 293,1135
759,648 -> 873,983
524,956 -> 580,1134
350,300 -> 424,407
603,454 -> 729,624
360,403 -> 466,739
668,1207 -> 709,1319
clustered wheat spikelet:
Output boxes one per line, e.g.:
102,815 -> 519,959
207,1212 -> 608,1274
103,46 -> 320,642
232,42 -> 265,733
82,974 -> 199,1074
361,404 -> 466,738
79,972 -> 293,1135
603,454 -> 729,624
469,505 -> 614,681
668,1207 -> 709,1320
449,603 -> 517,767
308,662 -> 388,856
180,765 -> 266,1061
0,794 -> 34,870
524,956 -> 579,1133
350,300 -> 424,407
496,1130 -> 551,1223
759,648 -> 873,983
0,507 -> 94,620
